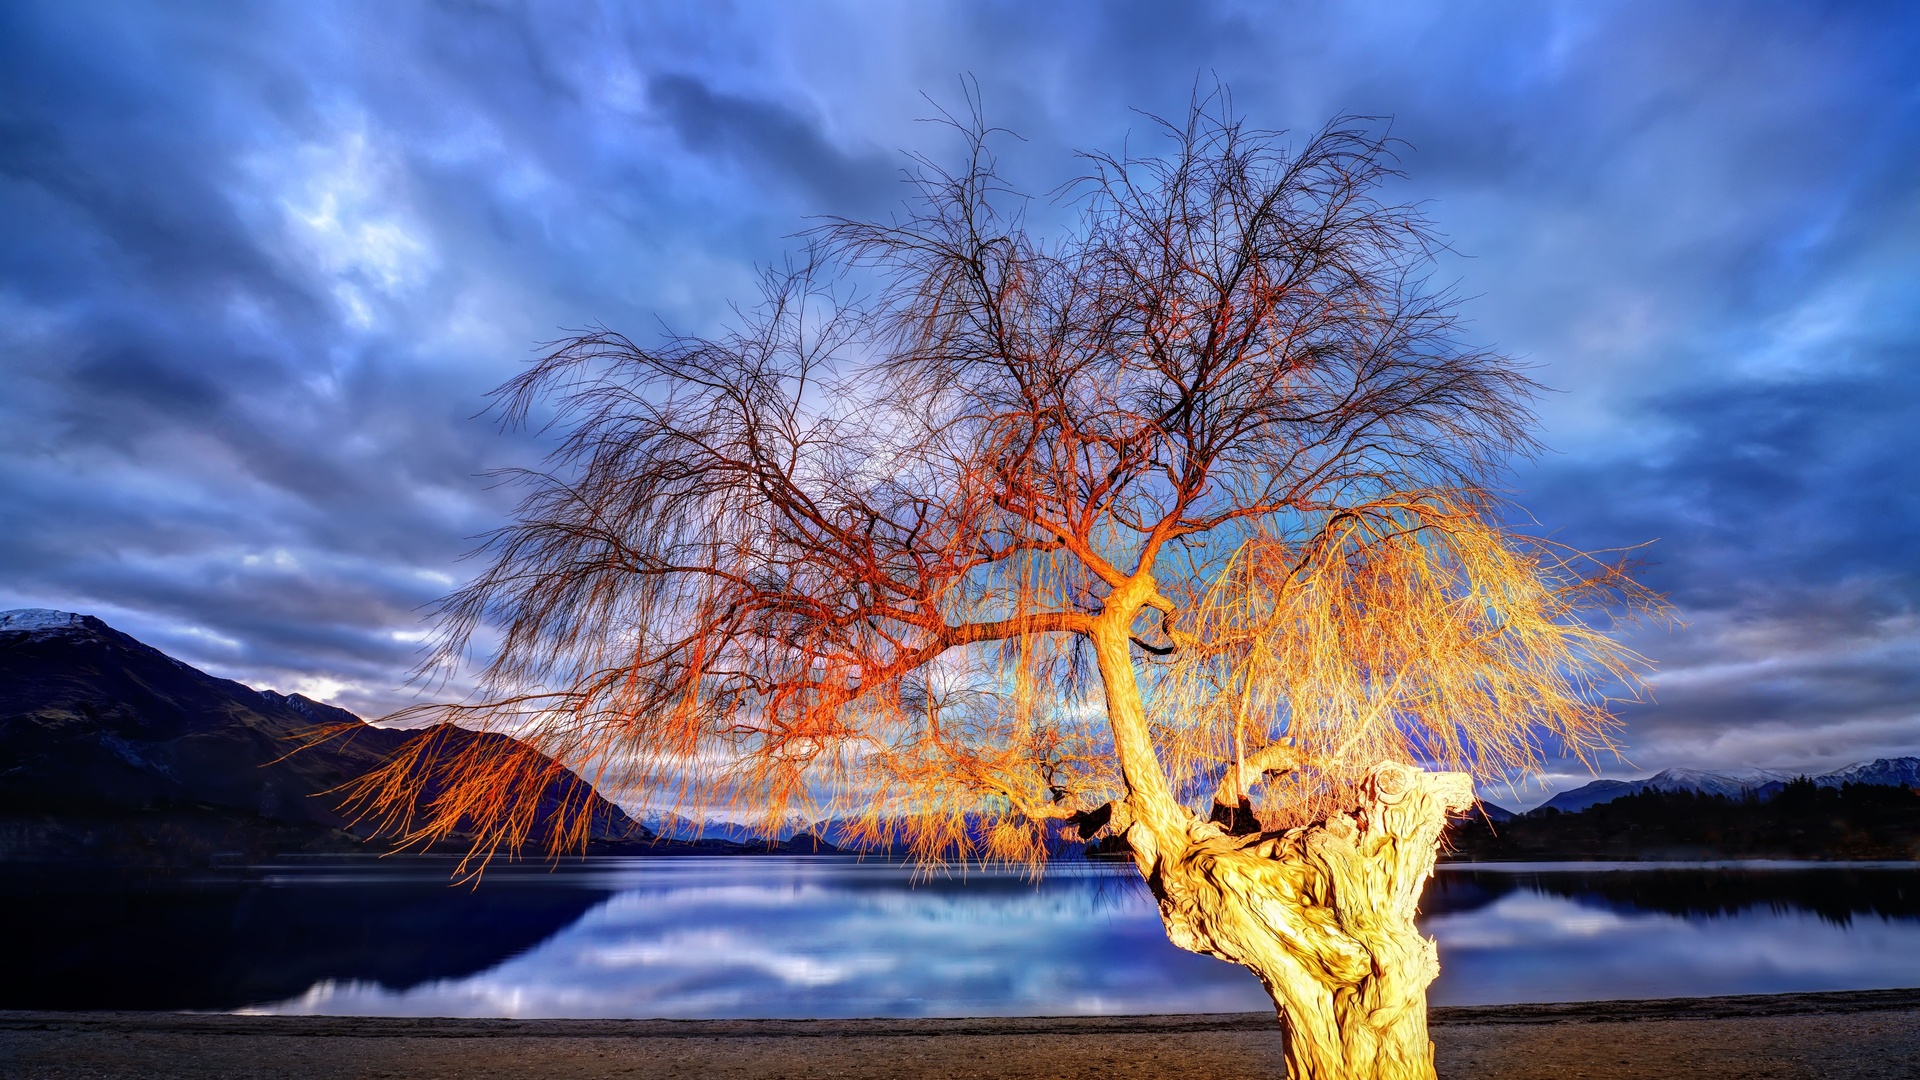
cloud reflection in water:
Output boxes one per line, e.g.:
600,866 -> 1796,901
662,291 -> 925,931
257,859 -> 1267,1018
250,859 -> 1920,1018
1428,884 -> 1920,1006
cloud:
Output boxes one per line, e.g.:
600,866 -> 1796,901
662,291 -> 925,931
645,74 -> 896,213
0,0 -> 1916,782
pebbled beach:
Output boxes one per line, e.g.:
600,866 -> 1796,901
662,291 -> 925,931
3,989 -> 1918,1080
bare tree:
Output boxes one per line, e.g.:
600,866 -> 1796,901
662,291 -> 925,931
352,100 -> 1658,1080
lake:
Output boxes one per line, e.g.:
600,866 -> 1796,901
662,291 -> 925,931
2,857 -> 1915,1016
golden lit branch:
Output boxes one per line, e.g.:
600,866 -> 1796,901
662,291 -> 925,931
356,99 -> 1660,887
1156,492 -> 1656,829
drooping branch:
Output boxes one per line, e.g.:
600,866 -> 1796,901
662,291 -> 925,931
369,95 -> 1657,891
346,92 -> 1669,1080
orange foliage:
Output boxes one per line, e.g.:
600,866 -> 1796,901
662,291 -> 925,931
347,96 -> 1660,872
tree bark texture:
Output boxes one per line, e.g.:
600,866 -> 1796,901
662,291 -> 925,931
1134,762 -> 1474,1080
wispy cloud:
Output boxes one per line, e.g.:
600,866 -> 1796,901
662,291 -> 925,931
1,2 -> 1916,783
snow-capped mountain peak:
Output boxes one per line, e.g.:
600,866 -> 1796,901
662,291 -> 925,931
1534,758 -> 1920,814
0,608 -> 91,632
1819,758 -> 1920,789
634,808 -> 819,844
1640,767 -> 1798,798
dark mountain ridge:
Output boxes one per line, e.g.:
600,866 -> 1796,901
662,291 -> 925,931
1532,759 -> 1920,815
1447,779 -> 1920,861
0,609 -> 650,864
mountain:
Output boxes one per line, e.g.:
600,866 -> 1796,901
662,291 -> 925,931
0,608 -> 649,863
1472,800 -> 1516,823
637,809 -> 819,846
635,811 -> 1040,854
1535,769 -> 1794,814
1532,779 -> 1638,815
1533,759 -> 1920,815
1816,757 -> 1920,789
1449,780 -> 1920,861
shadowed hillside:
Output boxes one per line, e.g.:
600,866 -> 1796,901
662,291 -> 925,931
0,609 -> 648,864
1446,781 -> 1920,862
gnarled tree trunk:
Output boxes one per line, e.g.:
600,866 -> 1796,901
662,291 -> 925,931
1134,762 -> 1473,1080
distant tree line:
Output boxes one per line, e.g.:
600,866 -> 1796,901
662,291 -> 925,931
1448,780 -> 1920,861
1426,864 -> 1920,925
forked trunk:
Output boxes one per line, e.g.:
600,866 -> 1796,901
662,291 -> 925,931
1136,762 -> 1473,1080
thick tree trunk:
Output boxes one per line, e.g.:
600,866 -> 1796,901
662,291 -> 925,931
1133,762 -> 1473,1080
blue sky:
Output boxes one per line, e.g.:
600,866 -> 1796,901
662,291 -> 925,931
3,1 -> 1917,800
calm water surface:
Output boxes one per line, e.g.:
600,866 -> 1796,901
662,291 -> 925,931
3,857 -> 1915,1016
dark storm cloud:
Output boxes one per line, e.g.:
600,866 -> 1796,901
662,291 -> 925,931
0,1 -> 1917,785
646,74 -> 896,212
1519,356 -> 1920,776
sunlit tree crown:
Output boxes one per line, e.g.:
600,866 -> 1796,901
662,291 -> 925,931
348,98 -> 1659,871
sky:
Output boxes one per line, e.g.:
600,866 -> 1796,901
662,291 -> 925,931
2,1 -> 1918,803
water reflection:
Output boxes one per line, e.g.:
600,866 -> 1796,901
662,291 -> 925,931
256,860 -> 1263,1018
0,858 -> 613,1010
1426,864 -> 1920,1005
1434,863 -> 1920,925
2,857 -> 1914,1016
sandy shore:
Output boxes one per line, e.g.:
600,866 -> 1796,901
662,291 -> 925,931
4,989 -> 1917,1079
